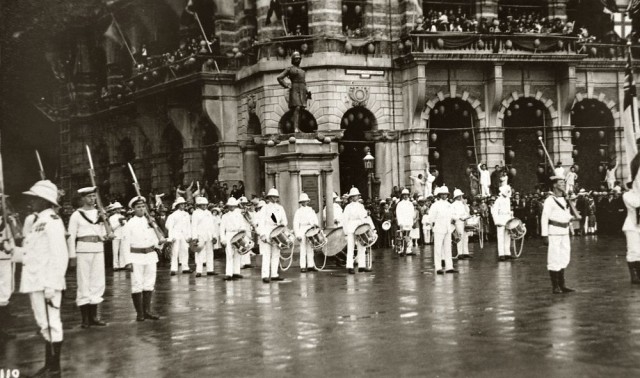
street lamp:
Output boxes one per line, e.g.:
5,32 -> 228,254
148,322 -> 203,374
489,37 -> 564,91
363,151 -> 375,199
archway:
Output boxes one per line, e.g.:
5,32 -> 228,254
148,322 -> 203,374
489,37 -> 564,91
571,99 -> 615,190
339,106 -> 376,198
503,98 -> 550,192
161,125 -> 184,188
199,118 -> 219,185
279,109 -> 317,133
428,98 -> 478,192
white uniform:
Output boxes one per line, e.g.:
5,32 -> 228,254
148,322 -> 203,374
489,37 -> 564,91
293,205 -> 319,269
121,215 -> 161,292
623,185 -> 640,262
0,219 -> 15,307
220,208 -> 249,277
541,195 -> 573,271
211,212 -> 222,250
240,210 -> 255,266
426,173 -> 436,197
342,201 -> 372,269
565,172 -> 577,193
478,164 -> 491,197
67,208 -> 106,306
323,202 -> 343,228
409,176 -> 425,196
191,208 -> 215,274
451,200 -> 470,257
421,213 -> 432,244
395,199 -> 415,254
606,163 -> 618,190
491,196 -> 512,258
17,209 -> 68,342
427,200 -> 455,271
257,202 -> 288,278
109,213 -> 126,269
165,209 -> 191,273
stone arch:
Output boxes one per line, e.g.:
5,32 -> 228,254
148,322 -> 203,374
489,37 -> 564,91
497,90 -> 558,126
279,109 -> 317,133
572,92 -> 619,127
423,90 -> 485,123
338,106 -> 377,197
247,113 -> 262,135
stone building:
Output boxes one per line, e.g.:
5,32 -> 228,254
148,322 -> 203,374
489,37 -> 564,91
39,0 -> 637,218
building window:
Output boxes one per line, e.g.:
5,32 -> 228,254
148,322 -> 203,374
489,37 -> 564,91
342,0 -> 366,37
498,0 -> 547,22
282,0 -> 309,36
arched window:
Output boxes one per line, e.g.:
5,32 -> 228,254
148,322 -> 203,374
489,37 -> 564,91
428,98 -> 478,192
279,109 -> 317,133
571,99 -> 615,191
342,0 -> 366,36
503,98 -> 550,192
282,0 -> 309,36
339,106 -> 377,198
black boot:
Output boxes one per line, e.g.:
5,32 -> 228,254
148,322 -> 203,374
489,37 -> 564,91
0,306 -> 16,340
558,269 -> 575,293
88,304 -> 107,326
628,262 -> 640,284
142,291 -> 160,320
132,293 -> 145,322
80,305 -> 90,328
31,341 -> 53,377
49,341 -> 62,377
549,270 -> 562,294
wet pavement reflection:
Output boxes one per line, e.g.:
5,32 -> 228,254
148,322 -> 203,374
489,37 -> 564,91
3,235 -> 640,376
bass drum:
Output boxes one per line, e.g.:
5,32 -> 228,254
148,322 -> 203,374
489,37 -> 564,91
322,227 -> 347,256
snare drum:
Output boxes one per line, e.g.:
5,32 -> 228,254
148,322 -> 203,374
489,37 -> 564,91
269,225 -> 295,249
354,223 -> 377,248
305,226 -> 327,249
230,231 -> 255,255
464,215 -> 481,231
505,218 -> 526,240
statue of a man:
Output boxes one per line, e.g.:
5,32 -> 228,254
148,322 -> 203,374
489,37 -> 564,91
277,51 -> 311,132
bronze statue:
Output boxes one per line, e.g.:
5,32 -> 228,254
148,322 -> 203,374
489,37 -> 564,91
277,51 -> 311,132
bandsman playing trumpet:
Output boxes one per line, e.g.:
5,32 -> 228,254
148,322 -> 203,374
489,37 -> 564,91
293,192 -> 318,272
257,188 -> 288,283
342,187 -> 375,274
395,188 -> 415,256
67,186 -> 108,328
220,197 -> 249,281
121,196 -> 162,321
191,196 -> 217,277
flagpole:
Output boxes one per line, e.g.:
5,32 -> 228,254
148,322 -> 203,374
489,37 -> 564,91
111,14 -> 138,66
187,9 -> 220,73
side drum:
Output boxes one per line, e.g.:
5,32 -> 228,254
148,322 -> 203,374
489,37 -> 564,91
505,218 -> 526,240
354,223 -> 377,248
305,226 -> 327,250
230,230 -> 255,255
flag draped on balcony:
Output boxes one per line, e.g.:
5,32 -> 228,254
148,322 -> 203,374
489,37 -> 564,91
629,0 -> 640,34
622,44 -> 639,173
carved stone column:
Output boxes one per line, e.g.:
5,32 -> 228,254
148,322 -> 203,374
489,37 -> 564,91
322,169 -> 335,228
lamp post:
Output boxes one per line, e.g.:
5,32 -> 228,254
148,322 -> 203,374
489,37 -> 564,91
363,151 -> 375,199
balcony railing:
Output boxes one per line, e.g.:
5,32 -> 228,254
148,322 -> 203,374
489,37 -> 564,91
400,32 -> 579,56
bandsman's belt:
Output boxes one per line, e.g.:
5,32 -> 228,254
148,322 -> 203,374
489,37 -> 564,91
77,236 -> 102,243
131,247 -> 155,254
548,220 -> 570,228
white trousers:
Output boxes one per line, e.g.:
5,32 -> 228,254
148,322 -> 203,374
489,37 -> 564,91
195,241 -> 214,274
30,291 -> 63,342
112,239 -> 123,269
547,234 -> 571,271
346,234 -> 366,269
131,263 -> 157,293
496,226 -> 511,257
626,231 -> 640,262
455,222 -> 469,256
225,243 -> 242,277
0,260 -> 14,306
433,232 -> 453,271
170,238 -> 190,272
241,252 -> 252,266
76,252 -> 105,306
481,184 -> 490,197
259,242 -> 281,278
299,238 -> 315,269
423,227 -> 432,244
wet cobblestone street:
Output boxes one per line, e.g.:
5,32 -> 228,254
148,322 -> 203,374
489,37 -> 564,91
3,235 -> 640,377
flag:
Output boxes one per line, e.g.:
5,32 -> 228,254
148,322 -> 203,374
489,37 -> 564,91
104,19 -> 123,46
622,45 -> 639,175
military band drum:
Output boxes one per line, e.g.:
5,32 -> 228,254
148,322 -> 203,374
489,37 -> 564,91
341,187 -> 375,274
220,197 -> 250,281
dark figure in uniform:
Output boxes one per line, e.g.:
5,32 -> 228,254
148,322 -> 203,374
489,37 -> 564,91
277,51 -> 311,132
